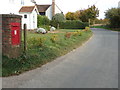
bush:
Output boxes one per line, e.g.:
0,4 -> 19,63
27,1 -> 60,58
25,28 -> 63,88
51,20 -> 88,29
37,15 -> 50,27
60,20 -> 89,29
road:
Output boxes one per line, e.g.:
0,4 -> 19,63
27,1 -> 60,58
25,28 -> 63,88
2,28 -> 118,88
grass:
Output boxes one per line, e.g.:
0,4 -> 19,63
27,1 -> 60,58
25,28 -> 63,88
91,25 -> 120,31
2,29 -> 93,77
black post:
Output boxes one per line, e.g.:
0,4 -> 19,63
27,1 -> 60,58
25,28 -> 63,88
23,24 -> 27,54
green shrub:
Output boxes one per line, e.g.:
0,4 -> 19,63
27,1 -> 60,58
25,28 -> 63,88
61,20 -> 88,29
51,20 -> 88,29
37,15 -> 50,27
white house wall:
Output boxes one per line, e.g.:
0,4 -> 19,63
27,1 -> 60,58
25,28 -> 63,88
46,6 -> 52,20
30,9 -> 38,29
55,5 -> 62,14
45,5 -> 62,20
20,8 -> 38,30
20,13 -> 31,29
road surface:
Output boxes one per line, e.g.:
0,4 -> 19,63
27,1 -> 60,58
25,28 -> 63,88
2,28 -> 118,88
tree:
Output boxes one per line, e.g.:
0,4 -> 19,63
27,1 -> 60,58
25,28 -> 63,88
105,8 -> 120,28
65,12 -> 76,20
79,5 -> 99,22
51,13 -> 66,28
52,13 -> 66,23
74,10 -> 81,20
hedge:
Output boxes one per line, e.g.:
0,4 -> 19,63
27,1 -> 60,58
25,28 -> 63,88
50,20 -> 89,29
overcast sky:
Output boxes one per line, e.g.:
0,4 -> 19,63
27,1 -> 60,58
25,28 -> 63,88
36,0 -> 120,19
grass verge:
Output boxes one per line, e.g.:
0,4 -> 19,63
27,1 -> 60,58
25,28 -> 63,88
2,29 -> 93,77
91,25 -> 120,31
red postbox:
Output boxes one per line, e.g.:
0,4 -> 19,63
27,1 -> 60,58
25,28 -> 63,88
10,23 -> 20,45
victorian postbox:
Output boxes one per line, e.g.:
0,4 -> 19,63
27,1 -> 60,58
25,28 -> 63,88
1,14 -> 22,58
10,23 -> 20,45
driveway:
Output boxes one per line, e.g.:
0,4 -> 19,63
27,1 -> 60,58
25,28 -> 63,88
2,28 -> 118,88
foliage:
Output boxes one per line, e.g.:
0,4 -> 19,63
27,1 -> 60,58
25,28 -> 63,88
60,20 -> 89,29
79,5 -> 99,22
52,13 -> 66,23
37,15 -> 50,27
65,12 -> 76,20
105,8 -> 120,28
51,13 -> 66,28
94,18 -> 109,24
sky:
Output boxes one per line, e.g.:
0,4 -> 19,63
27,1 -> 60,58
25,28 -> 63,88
35,0 -> 120,19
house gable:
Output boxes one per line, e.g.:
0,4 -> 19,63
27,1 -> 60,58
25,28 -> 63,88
37,5 -> 51,12
19,6 -> 35,13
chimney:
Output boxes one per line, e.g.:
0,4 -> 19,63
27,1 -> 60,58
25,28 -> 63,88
52,0 -> 55,16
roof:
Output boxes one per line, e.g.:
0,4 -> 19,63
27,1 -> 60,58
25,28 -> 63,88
37,5 -> 51,12
19,6 -> 35,13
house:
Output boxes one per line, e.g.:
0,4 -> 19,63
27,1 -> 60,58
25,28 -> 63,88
0,0 -> 38,30
36,0 -> 63,20
0,0 -> 63,29
19,6 -> 39,30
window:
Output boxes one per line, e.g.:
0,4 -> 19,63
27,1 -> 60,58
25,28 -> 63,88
39,12 -> 45,16
24,15 -> 27,18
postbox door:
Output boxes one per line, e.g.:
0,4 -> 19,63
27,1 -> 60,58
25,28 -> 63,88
10,23 -> 20,45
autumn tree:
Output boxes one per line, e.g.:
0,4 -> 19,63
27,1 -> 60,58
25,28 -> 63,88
79,5 -> 99,22
74,10 -> 81,20
65,12 -> 76,20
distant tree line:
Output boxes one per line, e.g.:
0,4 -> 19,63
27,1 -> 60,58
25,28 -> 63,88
65,5 -> 99,24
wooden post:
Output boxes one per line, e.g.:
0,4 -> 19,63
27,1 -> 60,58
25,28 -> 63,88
89,19 -> 90,27
57,23 -> 59,29
23,24 -> 27,54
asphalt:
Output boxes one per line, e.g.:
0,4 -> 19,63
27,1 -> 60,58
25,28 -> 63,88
2,28 -> 118,88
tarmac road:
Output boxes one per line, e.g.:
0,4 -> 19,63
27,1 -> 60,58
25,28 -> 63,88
2,28 -> 118,88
